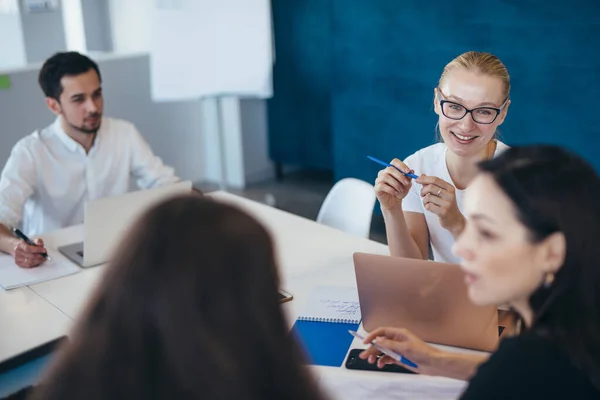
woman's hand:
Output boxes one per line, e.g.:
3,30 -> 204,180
359,327 -> 443,375
374,159 -> 415,211
416,175 -> 465,237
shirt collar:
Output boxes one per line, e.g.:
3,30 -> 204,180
51,116 -> 103,153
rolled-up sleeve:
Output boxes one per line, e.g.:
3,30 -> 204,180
127,124 -> 180,189
0,143 -> 37,228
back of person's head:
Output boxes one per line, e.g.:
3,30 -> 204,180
438,51 -> 511,100
38,52 -> 101,100
478,145 -> 600,391
32,196 -> 326,400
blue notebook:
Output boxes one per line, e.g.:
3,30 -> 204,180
292,286 -> 361,367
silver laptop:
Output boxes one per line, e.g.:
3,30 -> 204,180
353,252 -> 502,352
59,181 -> 192,268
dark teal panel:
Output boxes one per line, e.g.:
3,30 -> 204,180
331,0 -> 600,183
267,0 -> 333,170
268,1 -> 600,179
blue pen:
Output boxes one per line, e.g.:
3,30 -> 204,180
349,330 -> 418,369
367,156 -> 419,179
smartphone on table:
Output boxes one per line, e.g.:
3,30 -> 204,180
345,349 -> 415,374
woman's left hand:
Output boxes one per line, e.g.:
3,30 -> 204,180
416,175 -> 465,238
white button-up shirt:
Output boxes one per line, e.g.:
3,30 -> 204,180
0,117 -> 180,236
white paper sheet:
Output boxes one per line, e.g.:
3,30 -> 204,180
297,286 -> 361,324
314,365 -> 468,400
0,249 -> 80,290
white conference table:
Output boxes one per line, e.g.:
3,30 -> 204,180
1,191 -> 470,399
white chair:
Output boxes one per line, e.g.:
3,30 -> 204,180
316,178 -> 377,238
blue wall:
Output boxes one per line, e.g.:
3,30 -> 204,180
269,1 -> 600,182
268,0 -> 332,170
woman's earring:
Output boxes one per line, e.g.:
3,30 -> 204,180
544,272 -> 555,288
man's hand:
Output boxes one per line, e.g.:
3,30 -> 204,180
12,238 -> 48,268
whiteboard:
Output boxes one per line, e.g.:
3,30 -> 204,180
150,0 -> 273,101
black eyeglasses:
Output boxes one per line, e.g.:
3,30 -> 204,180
437,88 -> 508,125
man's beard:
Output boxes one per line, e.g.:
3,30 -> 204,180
66,113 -> 102,135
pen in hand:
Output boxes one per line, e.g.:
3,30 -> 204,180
367,156 -> 419,180
10,227 -> 51,261
349,330 -> 418,368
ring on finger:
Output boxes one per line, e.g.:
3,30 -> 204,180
436,188 -> 442,196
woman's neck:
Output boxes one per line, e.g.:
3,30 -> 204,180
511,299 -> 534,328
446,140 -> 496,190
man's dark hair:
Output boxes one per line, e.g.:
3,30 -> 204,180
38,52 -> 102,100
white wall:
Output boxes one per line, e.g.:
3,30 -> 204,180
107,0 -> 274,187
108,0 -> 151,53
80,0 -> 113,52
61,0 -> 86,53
0,0 -> 27,69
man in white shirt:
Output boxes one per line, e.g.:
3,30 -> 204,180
0,52 -> 181,268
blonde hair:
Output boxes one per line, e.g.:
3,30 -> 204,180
438,51 -> 511,100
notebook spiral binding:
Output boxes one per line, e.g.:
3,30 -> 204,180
297,316 -> 360,324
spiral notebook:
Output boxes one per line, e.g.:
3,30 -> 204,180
293,286 -> 361,367
297,286 -> 362,323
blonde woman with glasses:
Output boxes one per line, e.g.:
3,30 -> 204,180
375,51 -> 511,263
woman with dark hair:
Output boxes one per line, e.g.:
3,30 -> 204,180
361,145 -> 600,398
31,196 -> 327,400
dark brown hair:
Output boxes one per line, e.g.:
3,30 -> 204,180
38,52 -> 101,100
479,145 -> 600,391
32,196 -> 326,400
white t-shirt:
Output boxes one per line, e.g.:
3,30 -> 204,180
401,140 -> 509,263
0,117 -> 180,236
